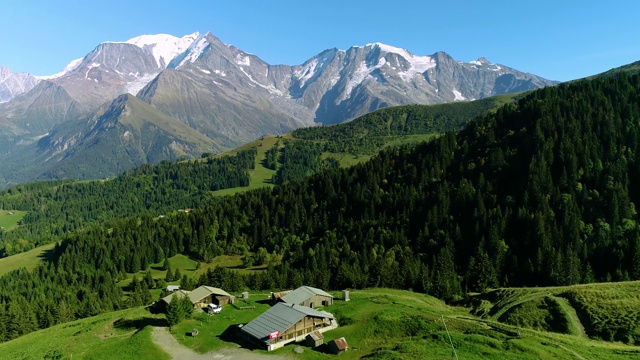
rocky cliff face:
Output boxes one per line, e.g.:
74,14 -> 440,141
0,67 -> 40,103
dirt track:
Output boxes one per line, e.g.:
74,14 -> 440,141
152,327 -> 290,360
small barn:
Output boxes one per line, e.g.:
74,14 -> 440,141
239,303 -> 337,351
280,286 -> 333,308
305,330 -> 324,348
189,286 -> 233,307
329,337 -> 349,354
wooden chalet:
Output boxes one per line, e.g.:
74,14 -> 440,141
159,286 -> 233,310
239,303 -> 337,351
279,285 -> 333,308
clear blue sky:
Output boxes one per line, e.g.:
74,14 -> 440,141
1,0 -> 638,81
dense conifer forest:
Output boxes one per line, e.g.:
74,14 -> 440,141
0,149 -> 256,256
2,72 -> 640,342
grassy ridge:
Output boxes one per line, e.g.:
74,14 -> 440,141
0,210 -> 26,231
1,288 -> 638,359
0,242 -> 54,277
0,307 -> 169,360
470,281 -> 640,344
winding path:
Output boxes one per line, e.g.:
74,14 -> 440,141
152,327 -> 290,360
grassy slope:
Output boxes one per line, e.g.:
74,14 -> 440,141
2,288 -> 638,359
0,307 -> 169,360
470,281 -> 640,343
0,242 -> 54,277
0,209 -> 26,231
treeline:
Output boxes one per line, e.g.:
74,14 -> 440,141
292,98 -> 507,148
0,149 -> 256,256
290,98 -> 507,155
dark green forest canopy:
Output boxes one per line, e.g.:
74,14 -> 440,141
3,72 -> 640,343
0,149 -> 256,256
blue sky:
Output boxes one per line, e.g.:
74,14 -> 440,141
1,0 -> 638,81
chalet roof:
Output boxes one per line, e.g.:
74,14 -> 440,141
161,290 -> 189,304
189,286 -> 231,302
280,286 -> 333,305
241,303 -> 334,343
330,337 -> 349,351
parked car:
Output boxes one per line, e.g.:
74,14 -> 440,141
208,303 -> 222,314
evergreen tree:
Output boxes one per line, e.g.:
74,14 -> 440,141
166,294 -> 183,329
144,270 -> 155,289
173,268 -> 182,282
164,262 -> 174,282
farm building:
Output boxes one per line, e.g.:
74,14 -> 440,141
280,286 -> 333,308
159,286 -> 233,310
239,303 -> 337,351
306,330 -> 324,348
329,337 -> 349,354
189,286 -> 234,307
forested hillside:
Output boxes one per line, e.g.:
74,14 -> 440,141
0,149 -> 255,256
3,72 -> 640,343
0,97 -> 507,256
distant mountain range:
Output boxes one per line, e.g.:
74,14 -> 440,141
0,31 -> 557,187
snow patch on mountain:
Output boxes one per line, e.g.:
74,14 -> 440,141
238,66 -> 283,96
36,58 -> 83,80
172,34 -> 210,68
371,43 -> 436,81
453,89 -> 466,101
126,73 -> 160,95
236,54 -> 251,66
125,32 -> 199,67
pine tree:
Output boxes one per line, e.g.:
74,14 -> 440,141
144,270 -> 155,289
166,294 -> 183,329
164,261 -> 174,282
180,294 -> 194,319
173,267 -> 182,282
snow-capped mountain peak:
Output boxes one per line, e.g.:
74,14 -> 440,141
124,32 -> 199,67
169,33 -> 211,69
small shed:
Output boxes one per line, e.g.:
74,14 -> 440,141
306,330 -> 324,348
167,285 -> 181,292
242,291 -> 249,300
329,337 -> 349,355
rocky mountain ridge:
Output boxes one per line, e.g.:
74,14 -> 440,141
0,31 -> 557,187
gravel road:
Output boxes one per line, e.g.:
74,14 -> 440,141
152,327 -> 290,360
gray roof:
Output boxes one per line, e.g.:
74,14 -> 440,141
161,290 -> 189,304
160,286 -> 231,305
241,303 -> 334,343
189,286 -> 231,302
280,286 -> 333,305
